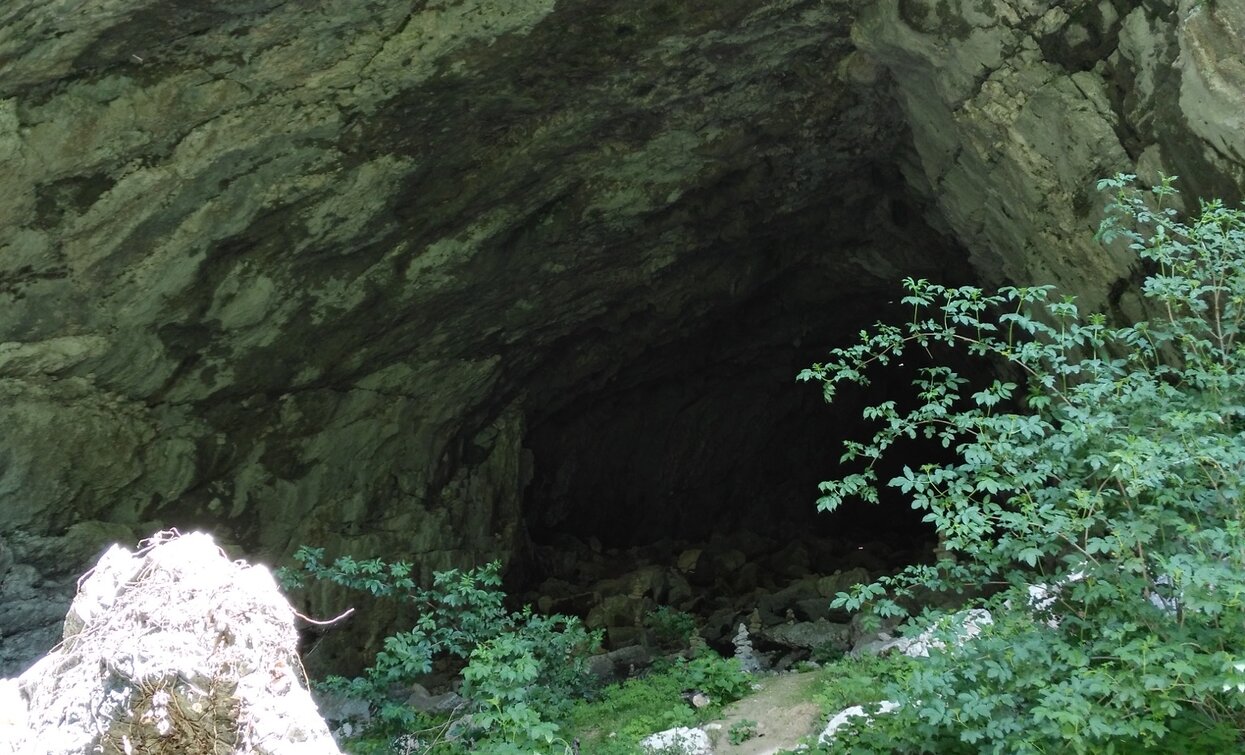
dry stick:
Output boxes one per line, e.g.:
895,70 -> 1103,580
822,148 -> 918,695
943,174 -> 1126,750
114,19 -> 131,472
293,607 -> 355,626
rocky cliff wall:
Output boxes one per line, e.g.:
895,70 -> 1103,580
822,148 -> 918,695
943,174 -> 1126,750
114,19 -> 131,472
0,0 -> 1241,673
856,0 -> 1244,307
1,0 -> 918,671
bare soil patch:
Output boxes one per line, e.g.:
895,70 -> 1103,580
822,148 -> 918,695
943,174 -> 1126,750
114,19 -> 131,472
705,670 -> 825,755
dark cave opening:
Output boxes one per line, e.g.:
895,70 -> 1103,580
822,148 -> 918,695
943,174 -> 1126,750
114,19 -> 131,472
520,316 -> 937,551
516,188 -> 980,557
511,230 -> 986,655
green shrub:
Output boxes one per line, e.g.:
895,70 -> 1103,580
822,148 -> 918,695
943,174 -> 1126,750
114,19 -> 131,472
800,175 -> 1245,753
728,719 -> 759,744
564,664 -> 700,753
645,605 -> 698,649
560,651 -> 750,753
810,654 -> 918,715
678,653 -> 751,704
811,641 -> 845,665
281,551 -> 599,752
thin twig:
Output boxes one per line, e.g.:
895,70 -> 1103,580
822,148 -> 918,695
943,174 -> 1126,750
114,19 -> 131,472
293,607 -> 356,626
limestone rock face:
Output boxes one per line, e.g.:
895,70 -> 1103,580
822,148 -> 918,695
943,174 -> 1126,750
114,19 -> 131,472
0,1 -> 908,532
854,0 -> 1245,305
0,531 -> 340,755
0,522 -> 137,676
0,0 -> 1242,672
0,0 -> 939,670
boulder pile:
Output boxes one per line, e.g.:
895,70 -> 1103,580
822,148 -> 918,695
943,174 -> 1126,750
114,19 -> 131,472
522,530 -> 933,669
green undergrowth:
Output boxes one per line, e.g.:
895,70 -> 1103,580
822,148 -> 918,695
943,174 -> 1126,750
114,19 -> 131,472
335,652 -> 917,755
289,174 -> 1245,753
803,654 -> 925,754
561,653 -> 922,755
280,547 -> 752,754
800,174 -> 1245,753
562,656 -> 749,754
331,654 -> 752,754
810,654 -> 919,723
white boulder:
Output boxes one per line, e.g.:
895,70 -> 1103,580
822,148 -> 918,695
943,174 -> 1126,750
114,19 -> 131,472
641,725 -> 713,754
819,700 -> 901,745
0,531 -> 340,755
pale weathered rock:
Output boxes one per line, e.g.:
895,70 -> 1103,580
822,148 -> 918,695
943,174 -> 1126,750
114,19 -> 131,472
406,683 -> 469,716
641,726 -> 713,755
0,521 -> 140,676
587,644 -> 655,683
1177,2 -> 1245,180
0,531 -> 339,755
860,608 -> 995,659
0,679 -> 22,750
817,568 -> 872,599
0,564 -> 70,677
314,690 -> 371,734
819,700 -> 901,745
586,593 -> 650,632
732,623 -> 762,674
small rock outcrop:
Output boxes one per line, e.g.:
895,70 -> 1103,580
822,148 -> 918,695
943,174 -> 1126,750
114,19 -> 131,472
641,726 -> 713,755
0,531 -> 339,755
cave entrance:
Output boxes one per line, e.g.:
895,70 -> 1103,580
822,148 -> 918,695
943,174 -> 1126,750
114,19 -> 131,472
514,224 -> 980,657
521,316 -> 937,552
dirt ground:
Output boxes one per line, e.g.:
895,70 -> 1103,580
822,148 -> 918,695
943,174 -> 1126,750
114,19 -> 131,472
703,670 -> 826,755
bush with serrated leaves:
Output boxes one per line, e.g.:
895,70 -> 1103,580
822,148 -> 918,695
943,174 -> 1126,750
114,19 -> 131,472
281,551 -> 599,753
644,605 -> 698,649
800,175 -> 1245,753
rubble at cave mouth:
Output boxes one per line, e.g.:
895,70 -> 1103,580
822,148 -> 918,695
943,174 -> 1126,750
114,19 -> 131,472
515,527 -> 936,658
